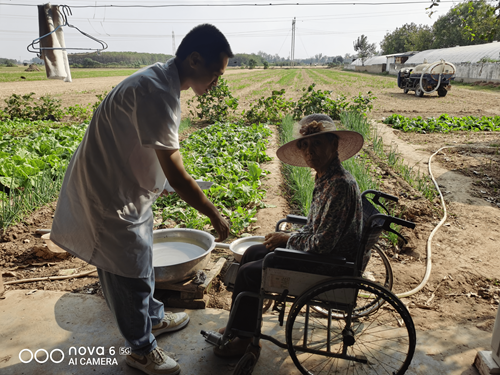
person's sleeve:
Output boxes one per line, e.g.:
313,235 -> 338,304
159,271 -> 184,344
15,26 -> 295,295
286,180 -> 353,254
133,83 -> 180,150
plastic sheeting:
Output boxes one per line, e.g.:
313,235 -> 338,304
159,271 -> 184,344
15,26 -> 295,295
406,42 -> 500,64
351,55 -> 388,66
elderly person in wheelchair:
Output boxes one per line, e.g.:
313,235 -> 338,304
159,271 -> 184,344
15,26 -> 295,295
214,113 -> 365,358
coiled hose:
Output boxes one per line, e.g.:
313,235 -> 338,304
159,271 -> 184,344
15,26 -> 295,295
419,59 -> 445,95
394,146 -> 453,298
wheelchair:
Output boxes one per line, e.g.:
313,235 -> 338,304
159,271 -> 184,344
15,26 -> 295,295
201,190 -> 417,375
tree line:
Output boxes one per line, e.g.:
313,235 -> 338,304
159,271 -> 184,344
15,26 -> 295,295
381,0 -> 500,55
68,52 -> 174,68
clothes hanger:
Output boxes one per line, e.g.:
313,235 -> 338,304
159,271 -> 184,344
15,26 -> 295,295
27,4 -> 108,57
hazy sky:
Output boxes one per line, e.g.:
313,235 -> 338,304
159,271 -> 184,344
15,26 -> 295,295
1,0 -> 457,62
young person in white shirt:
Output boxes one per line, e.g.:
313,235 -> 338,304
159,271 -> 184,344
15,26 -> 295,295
51,24 -> 232,375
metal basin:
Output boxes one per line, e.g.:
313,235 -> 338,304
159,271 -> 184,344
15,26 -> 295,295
153,228 -> 215,286
229,236 -> 265,262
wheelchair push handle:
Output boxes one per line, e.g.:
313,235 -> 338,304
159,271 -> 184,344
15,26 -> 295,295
386,215 -> 416,230
362,189 -> 399,202
369,213 -> 416,244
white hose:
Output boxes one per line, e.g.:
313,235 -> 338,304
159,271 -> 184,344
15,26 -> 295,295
418,59 -> 445,95
395,146 -> 454,298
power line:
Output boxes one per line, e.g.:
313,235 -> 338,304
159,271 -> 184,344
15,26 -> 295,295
0,1 -> 457,7
1,8 -> 427,23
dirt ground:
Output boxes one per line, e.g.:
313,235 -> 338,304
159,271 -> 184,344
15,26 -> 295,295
1,69 -> 500,337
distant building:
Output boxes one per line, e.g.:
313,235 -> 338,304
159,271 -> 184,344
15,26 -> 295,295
385,51 -> 419,65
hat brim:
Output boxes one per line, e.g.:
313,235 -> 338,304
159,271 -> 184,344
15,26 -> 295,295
276,130 -> 364,167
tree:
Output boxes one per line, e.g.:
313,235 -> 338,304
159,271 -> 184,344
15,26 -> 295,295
248,59 -> 257,69
353,35 -> 377,65
380,23 -> 433,54
263,61 -> 269,69
431,0 -> 500,48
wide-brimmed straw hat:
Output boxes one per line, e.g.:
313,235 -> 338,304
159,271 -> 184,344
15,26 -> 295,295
276,114 -> 364,167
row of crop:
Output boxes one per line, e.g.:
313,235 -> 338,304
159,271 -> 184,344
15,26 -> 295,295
0,92 -> 108,125
384,113 -> 500,133
187,79 -> 376,125
0,124 -> 88,230
153,122 -> 271,235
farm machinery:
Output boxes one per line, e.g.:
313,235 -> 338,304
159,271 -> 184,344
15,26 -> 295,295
397,59 -> 456,97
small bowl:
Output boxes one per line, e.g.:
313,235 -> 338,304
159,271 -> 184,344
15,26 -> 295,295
230,236 -> 265,262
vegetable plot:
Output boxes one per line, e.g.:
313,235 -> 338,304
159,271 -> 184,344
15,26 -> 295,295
0,123 -> 87,191
154,122 -> 272,235
0,122 -> 88,230
384,114 -> 500,133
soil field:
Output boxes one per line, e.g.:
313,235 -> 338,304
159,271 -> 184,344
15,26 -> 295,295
1,68 -> 500,348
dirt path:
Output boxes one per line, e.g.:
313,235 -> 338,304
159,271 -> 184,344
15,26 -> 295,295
371,120 -> 500,332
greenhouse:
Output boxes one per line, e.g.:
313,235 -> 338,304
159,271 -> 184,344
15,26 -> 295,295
406,41 -> 500,64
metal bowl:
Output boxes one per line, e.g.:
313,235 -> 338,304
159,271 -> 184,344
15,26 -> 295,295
153,228 -> 215,286
230,236 -> 265,262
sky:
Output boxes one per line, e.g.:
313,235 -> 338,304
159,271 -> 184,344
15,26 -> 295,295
0,0 -> 458,62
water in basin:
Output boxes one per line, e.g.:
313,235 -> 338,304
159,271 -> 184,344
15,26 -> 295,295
153,238 -> 207,267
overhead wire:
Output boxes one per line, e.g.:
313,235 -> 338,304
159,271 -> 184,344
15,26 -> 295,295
0,0 -> 458,7
1,8 -> 425,23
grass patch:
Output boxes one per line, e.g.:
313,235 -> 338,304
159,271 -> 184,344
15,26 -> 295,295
279,115 -> 315,215
178,118 -> 192,133
453,80 -> 500,92
0,67 -> 139,82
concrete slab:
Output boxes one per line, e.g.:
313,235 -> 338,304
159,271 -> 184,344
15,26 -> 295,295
0,290 -> 492,375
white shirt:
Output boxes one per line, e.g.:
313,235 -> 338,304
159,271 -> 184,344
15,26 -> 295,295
51,58 -> 181,278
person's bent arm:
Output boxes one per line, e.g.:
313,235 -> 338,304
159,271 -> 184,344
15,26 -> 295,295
155,149 -> 230,241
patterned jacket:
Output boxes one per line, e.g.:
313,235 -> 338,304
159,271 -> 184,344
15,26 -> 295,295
287,158 -> 363,262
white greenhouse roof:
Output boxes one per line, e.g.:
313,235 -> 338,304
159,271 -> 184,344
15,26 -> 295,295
351,55 -> 387,66
405,42 -> 500,64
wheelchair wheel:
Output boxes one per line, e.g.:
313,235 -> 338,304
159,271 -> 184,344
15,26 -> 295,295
286,278 -> 416,375
233,352 -> 257,375
313,246 -> 393,318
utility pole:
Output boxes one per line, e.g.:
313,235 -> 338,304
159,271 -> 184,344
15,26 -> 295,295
290,17 -> 296,68
172,31 -> 176,55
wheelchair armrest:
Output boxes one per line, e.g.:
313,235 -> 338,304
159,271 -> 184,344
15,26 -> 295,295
273,248 -> 348,266
275,215 -> 307,232
285,215 -> 307,225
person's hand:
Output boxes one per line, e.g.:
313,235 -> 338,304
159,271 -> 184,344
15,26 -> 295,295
210,214 -> 230,242
263,232 -> 291,252
160,189 -> 175,197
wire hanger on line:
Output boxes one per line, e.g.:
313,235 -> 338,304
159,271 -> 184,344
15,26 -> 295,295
27,4 -> 108,57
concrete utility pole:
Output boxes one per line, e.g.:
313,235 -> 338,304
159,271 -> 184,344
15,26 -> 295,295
291,17 -> 296,68
172,31 -> 176,55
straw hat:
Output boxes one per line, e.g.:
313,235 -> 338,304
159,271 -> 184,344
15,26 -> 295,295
276,114 -> 364,167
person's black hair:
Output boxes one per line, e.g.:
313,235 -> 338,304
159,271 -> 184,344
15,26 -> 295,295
176,24 -> 233,66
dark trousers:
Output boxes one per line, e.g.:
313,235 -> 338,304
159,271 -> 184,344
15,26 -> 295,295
230,244 -> 271,336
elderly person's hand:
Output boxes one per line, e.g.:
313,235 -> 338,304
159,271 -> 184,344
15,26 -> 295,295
263,232 -> 291,252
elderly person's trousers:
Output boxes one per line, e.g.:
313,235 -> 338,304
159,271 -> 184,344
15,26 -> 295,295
97,268 -> 165,355
230,244 -> 271,335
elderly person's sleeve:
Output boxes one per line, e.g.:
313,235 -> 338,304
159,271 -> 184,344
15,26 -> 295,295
286,179 -> 356,254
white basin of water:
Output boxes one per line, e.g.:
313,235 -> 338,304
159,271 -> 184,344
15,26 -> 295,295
152,238 -> 207,267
